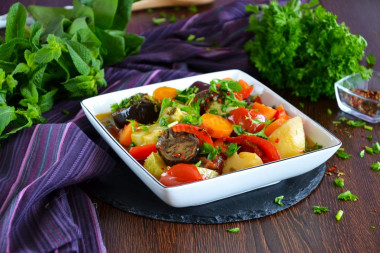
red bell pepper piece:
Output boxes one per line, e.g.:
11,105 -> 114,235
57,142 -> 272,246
225,135 -> 281,162
129,144 -> 157,160
171,124 -> 214,146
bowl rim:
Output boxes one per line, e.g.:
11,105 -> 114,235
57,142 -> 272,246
335,72 -> 380,104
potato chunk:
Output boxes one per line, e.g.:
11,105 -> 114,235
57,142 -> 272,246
268,116 -> 305,158
144,152 -> 168,179
223,152 -> 263,174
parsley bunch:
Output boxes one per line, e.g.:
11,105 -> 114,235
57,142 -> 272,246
244,0 -> 372,101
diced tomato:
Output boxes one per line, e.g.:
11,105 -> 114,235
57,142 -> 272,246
171,124 -> 214,146
225,135 -> 281,162
234,79 -> 254,100
129,144 -> 157,160
228,107 -> 266,134
159,163 -> 204,187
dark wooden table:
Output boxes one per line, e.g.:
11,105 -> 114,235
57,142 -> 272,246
2,1 -> 379,252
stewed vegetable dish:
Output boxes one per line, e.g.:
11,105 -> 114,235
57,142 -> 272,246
97,78 -> 307,187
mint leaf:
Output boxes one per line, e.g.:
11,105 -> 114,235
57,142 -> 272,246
5,3 -> 27,42
28,5 -> 72,27
39,89 -> 57,113
63,75 -> 97,98
65,40 -> 93,75
0,106 -> 17,136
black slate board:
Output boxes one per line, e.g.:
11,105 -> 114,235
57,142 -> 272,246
83,163 -> 325,224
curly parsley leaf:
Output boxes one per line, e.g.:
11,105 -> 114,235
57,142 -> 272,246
371,162 -> 380,171
244,0 -> 371,101
226,143 -> 240,157
274,195 -> 284,206
226,227 -> 240,233
312,206 -> 329,214
199,142 -> 221,161
334,177 -> 344,188
337,190 -> 358,201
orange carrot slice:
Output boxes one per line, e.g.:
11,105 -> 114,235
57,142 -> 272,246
201,113 -> 233,138
153,86 -> 177,101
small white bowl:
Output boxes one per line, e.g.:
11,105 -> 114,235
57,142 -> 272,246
81,69 -> 341,208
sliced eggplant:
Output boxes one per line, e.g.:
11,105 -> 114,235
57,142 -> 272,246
112,94 -> 159,128
156,129 -> 199,166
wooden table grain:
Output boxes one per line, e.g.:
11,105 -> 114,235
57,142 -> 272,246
2,1 -> 379,252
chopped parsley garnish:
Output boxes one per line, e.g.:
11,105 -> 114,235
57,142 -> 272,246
233,125 -> 246,135
208,109 -> 219,115
373,142 -> 380,154
62,109 -> 70,115
365,146 -> 374,155
371,162 -> 380,171
332,121 -> 341,125
299,102 -> 304,108
175,87 -> 198,104
367,135 -> 373,140
347,119 -> 366,127
195,37 -> 205,42
210,79 -> 242,93
366,53 -> 376,66
199,142 -> 221,161
305,142 -> 323,152
194,160 -> 202,167
334,177 -> 344,188
169,13 -> 177,23
159,97 -> 175,118
111,93 -> 142,112
274,195 -> 284,206
187,34 -> 196,41
327,108 -> 332,115
360,150 -> 365,158
226,227 -> 240,233
152,17 -> 166,25
110,103 -> 119,112
226,143 -> 240,157
337,191 -> 358,201
312,206 -> 329,214
336,210 -> 344,221
364,125 -> 373,131
160,12 -> 167,18
339,116 -> 347,121
159,117 -> 169,127
188,5 -> 198,13
181,114 -> 202,126
335,150 -> 352,159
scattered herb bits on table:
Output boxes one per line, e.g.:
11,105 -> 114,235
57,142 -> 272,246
97,78 -> 316,187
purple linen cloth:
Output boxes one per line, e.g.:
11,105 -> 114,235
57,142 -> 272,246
0,0 -> 292,252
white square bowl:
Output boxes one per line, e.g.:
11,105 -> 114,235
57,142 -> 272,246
81,69 -> 341,208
